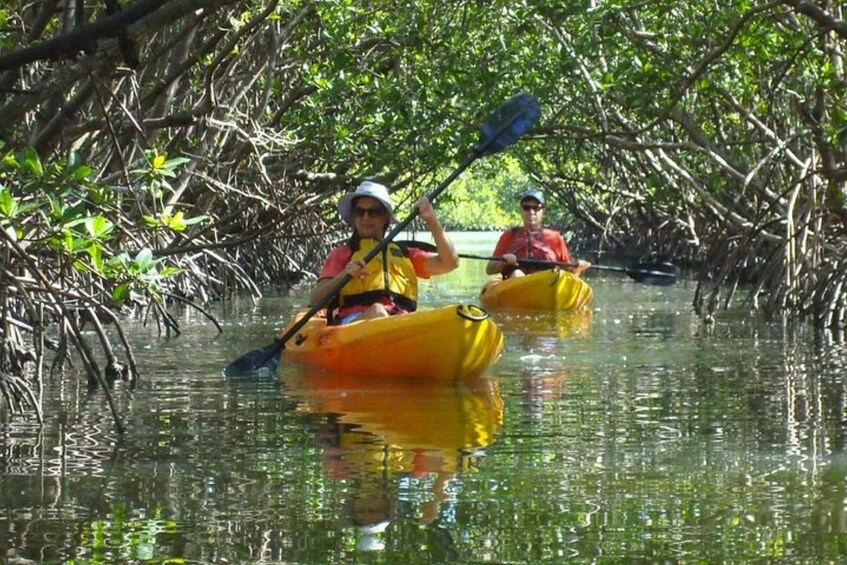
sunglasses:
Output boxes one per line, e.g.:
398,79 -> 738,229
521,203 -> 543,212
353,206 -> 386,218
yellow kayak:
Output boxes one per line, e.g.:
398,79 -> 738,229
279,304 -> 504,379
479,269 -> 593,311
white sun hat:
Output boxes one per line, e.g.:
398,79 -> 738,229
337,181 -> 399,225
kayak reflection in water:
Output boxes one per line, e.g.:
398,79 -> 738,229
322,420 -> 457,552
486,188 -> 590,279
282,372 -> 503,552
310,181 -> 459,325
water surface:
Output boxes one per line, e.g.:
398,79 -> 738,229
2,233 -> 847,563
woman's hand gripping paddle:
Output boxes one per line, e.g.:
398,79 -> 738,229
223,93 -> 542,378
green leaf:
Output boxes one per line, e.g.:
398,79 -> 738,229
163,211 -> 186,231
85,216 -> 114,239
158,266 -> 183,277
182,214 -> 208,226
106,252 -> 132,271
72,165 -> 93,181
160,156 -> 191,171
141,215 -> 163,227
112,282 -> 130,306
0,187 -> 17,218
135,248 -> 154,271
87,244 -> 103,271
21,147 -> 43,177
2,151 -> 18,169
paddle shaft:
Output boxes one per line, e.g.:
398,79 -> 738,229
461,252 -> 677,282
396,239 -> 676,280
462,253 -> 610,272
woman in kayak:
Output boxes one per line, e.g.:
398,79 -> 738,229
486,188 -> 591,279
311,181 -> 459,324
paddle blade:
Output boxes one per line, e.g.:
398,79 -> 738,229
475,93 -> 541,157
624,262 -> 678,286
222,340 -> 282,378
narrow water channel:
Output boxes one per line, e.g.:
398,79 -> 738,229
2,232 -> 847,563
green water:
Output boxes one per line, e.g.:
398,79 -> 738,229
2,233 -> 847,563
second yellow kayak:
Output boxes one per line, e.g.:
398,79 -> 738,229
479,269 -> 593,311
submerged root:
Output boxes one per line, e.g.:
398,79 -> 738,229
0,370 -> 42,423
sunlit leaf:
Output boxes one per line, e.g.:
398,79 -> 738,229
0,187 -> 17,218
2,151 -> 18,168
85,216 -> 114,239
87,244 -> 103,271
164,211 -> 186,231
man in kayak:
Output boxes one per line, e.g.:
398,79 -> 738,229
310,181 -> 459,324
486,188 -> 591,279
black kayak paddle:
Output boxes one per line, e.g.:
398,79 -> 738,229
399,240 -> 678,286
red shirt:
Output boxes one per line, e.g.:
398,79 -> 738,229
492,228 -> 572,263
